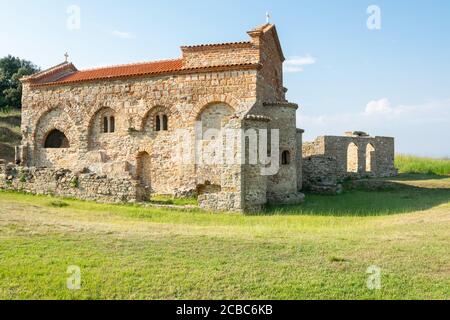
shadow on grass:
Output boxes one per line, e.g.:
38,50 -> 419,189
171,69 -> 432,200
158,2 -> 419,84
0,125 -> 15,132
390,173 -> 450,181
265,175 -> 450,217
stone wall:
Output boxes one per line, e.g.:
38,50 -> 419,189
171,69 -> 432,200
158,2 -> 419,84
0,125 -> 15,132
295,129 -> 304,191
255,27 -> 285,103
20,70 -> 258,205
0,163 -> 146,203
302,155 -> 340,194
263,103 -> 303,203
303,133 -> 397,193
181,43 -> 259,69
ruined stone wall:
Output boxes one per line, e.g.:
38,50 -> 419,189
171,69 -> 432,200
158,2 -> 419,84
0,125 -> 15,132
303,135 -> 397,188
302,156 -> 339,194
0,164 -> 146,203
322,135 -> 397,179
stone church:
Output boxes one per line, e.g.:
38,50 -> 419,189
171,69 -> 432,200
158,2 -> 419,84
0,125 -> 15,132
7,23 -> 396,212
16,24 -> 306,212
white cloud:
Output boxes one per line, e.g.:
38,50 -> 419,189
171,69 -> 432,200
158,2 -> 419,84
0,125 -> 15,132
112,30 -> 136,39
365,98 -> 392,115
299,98 -> 450,157
284,54 -> 317,73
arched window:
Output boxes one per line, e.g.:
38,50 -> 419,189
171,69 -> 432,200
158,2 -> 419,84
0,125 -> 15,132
282,150 -> 291,165
103,116 -> 115,133
44,129 -> 70,149
347,143 -> 359,173
155,114 -> 169,132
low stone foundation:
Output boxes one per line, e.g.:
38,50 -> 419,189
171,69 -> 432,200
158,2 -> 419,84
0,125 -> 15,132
0,163 -> 147,203
1,163 -> 306,212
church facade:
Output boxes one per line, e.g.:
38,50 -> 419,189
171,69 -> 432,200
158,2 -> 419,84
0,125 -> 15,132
17,24 -> 306,212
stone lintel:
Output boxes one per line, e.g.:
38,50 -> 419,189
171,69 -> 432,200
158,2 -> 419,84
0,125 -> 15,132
244,114 -> 271,122
262,102 -> 299,109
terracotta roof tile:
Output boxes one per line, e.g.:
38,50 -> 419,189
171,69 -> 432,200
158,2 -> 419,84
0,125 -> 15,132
43,59 -> 184,85
30,61 -> 261,87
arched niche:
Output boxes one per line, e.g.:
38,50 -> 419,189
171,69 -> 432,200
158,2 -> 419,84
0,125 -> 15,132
197,102 -> 234,139
44,129 -> 70,149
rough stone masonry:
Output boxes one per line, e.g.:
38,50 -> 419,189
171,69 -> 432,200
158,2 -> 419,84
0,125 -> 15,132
1,24 -> 396,212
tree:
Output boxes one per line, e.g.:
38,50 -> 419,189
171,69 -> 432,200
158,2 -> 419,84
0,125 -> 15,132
0,55 -> 40,110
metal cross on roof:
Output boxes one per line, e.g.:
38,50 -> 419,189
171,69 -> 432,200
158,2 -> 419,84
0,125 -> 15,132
266,12 -> 271,24
64,52 -> 69,62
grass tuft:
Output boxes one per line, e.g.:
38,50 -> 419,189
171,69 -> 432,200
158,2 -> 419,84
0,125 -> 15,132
150,195 -> 198,206
328,256 -> 349,263
49,200 -> 69,208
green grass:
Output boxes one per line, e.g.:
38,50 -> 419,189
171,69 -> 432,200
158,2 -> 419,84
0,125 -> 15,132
396,154 -> 450,176
0,174 -> 449,300
150,195 -> 198,206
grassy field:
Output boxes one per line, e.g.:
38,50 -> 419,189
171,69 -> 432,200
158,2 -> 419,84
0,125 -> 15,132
396,154 -> 450,176
0,174 -> 449,300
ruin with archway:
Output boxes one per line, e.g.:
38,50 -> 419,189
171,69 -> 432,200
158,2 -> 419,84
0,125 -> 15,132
302,132 -> 397,193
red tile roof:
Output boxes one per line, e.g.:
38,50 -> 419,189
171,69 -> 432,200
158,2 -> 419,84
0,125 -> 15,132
36,59 -> 184,86
29,61 -> 260,87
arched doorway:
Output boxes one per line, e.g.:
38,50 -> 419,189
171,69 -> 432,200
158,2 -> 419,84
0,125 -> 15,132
136,152 -> 151,188
366,143 -> 376,173
347,143 -> 359,173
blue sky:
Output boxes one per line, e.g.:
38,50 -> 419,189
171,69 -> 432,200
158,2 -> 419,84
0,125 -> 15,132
1,0 -> 449,157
